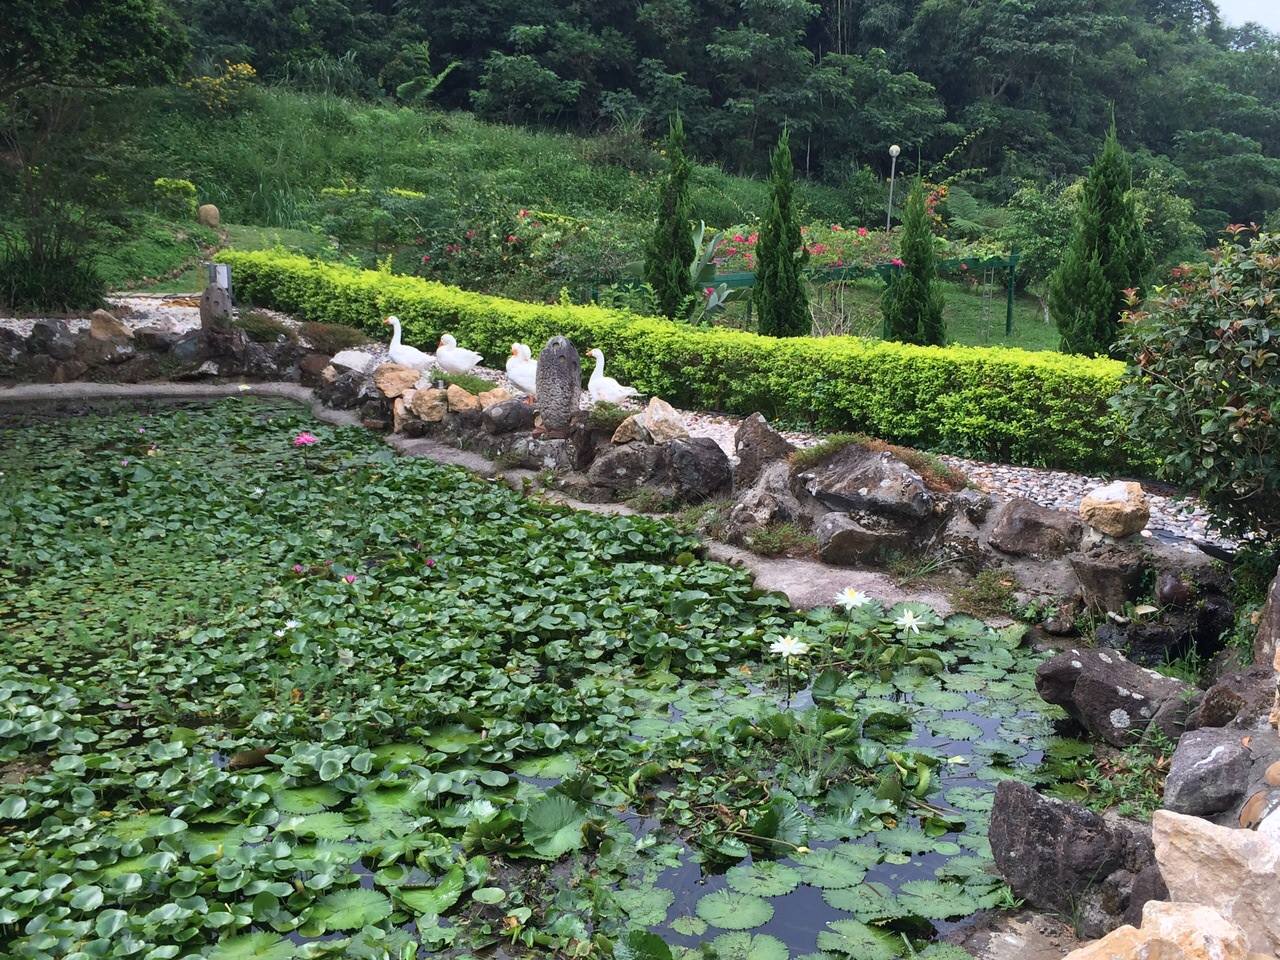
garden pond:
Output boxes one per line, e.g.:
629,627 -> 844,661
0,398 -> 1087,960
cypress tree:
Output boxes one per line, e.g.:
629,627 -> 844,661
1048,127 -> 1149,355
754,129 -> 810,337
881,178 -> 945,345
643,114 -> 695,319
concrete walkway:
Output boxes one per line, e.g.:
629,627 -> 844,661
1,380 -> 951,613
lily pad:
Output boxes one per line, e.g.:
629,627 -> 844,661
726,861 -> 802,898
815,920 -> 902,960
522,792 -> 586,859
695,890 -> 774,930
208,932 -> 297,960
709,932 -> 789,960
310,888 -> 392,931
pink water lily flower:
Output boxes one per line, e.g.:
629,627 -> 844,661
343,573 -> 357,584
292,564 -> 305,574
891,257 -> 905,267
293,432 -> 318,447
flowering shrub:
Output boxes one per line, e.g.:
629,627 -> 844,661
183,62 -> 257,113
711,223 -> 1005,273
222,250 -> 1135,470
1114,228 -> 1280,541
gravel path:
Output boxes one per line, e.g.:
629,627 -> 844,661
3,296 -> 1230,547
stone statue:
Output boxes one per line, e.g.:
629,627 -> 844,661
200,283 -> 234,332
535,336 -> 581,437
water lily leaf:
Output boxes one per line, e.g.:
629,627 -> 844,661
208,932 -> 297,960
292,812 -> 354,840
894,880 -> 979,920
794,844 -> 879,889
709,932 -> 789,960
929,718 -> 983,741
512,753 -> 579,779
670,916 -> 708,937
911,689 -> 969,711
310,888 -> 392,931
615,886 -> 674,926
370,743 -> 429,766
726,861 -> 801,897
395,865 -> 464,917
620,930 -> 674,960
423,725 -> 482,754
815,919 -> 902,960
277,786 -> 344,814
522,792 -> 587,859
695,890 -> 773,930
820,882 -> 907,922
874,826 -> 940,856
944,787 -> 994,813
107,814 -> 186,841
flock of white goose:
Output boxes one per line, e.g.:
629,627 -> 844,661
382,315 -> 638,404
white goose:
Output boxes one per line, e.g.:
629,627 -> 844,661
586,348 -> 639,404
436,334 -> 483,376
382,316 -> 433,371
505,343 -> 538,399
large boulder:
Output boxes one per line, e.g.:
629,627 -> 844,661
89,309 -> 132,342
27,320 -> 76,361
1162,728 -> 1252,815
330,349 -> 379,375
734,413 -> 794,489
990,780 -> 1164,938
133,326 -> 181,353
482,398 -> 536,434
317,369 -> 381,410
1035,647 -> 1193,746
725,461 -> 804,545
666,438 -> 732,502
74,334 -> 134,367
1255,567 -> 1280,669
1189,665 -> 1277,729
795,444 -> 935,520
611,414 -> 651,444
815,511 -> 919,566
409,387 -> 447,423
989,498 -> 1085,559
586,444 -> 664,493
445,384 -> 481,414
1152,809 -> 1280,956
1069,544 -> 1147,613
1063,901 -> 1260,960
1079,480 -> 1151,538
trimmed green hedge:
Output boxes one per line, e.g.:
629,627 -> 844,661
224,250 -> 1133,470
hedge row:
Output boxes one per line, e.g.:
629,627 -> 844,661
224,250 -> 1134,471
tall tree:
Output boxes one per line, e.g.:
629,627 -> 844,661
1048,127 -> 1149,355
643,114 -> 695,319
754,129 -> 810,337
881,179 -> 946,345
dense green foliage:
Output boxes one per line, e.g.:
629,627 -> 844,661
643,116 -> 696,319
883,181 -> 946,346
754,131 -> 810,338
170,0 -> 1280,229
0,399 -> 1081,958
1113,229 -> 1280,543
222,250 -> 1133,470
1049,131 -> 1150,356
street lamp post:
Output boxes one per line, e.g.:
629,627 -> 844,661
885,144 -> 901,231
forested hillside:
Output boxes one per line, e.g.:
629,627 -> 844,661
175,0 -> 1280,227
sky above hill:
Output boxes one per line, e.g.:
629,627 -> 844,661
1217,0 -> 1280,30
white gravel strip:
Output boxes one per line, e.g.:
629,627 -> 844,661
3,299 -> 1230,546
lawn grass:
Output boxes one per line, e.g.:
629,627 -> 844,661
133,221 -> 336,293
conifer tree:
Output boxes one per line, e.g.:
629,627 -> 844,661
755,129 -> 810,336
643,114 -> 695,319
881,178 -> 945,345
1048,127 -> 1149,355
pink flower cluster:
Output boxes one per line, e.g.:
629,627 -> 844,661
292,432 -> 318,447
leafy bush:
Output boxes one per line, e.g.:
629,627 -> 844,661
236,309 -> 296,343
0,239 -> 103,311
1113,229 -> 1280,542
221,250 -> 1135,470
299,320 -> 371,354
152,177 -> 197,220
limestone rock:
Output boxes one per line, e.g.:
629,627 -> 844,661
392,396 -> 415,433
170,331 -> 207,365
133,326 -> 180,352
990,498 -> 1085,558
726,461 -> 803,544
446,384 -> 481,413
1162,728 -> 1252,815
317,369 -> 381,411
1152,809 -> 1280,955
1189,665 -> 1277,729
734,413 -> 794,489
641,396 -> 689,443
482,398 -> 536,434
1035,647 -> 1193,746
330,349 -> 378,375
198,203 -> 221,228
409,388 -> 447,422
297,352 -> 331,387
1080,481 -> 1151,538
478,387 -> 513,409
534,337 -> 581,435
74,334 -> 135,367
611,414 -> 651,444
372,362 -> 420,398
1070,545 -> 1147,613
796,445 -> 935,520
1063,901 -> 1257,960
586,443 -> 663,492
989,780 -> 1163,938
89,309 -> 132,341
199,284 -> 234,331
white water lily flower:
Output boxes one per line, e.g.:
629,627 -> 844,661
894,610 -> 923,635
769,635 -> 810,659
273,629 -> 286,638
835,587 -> 871,611
285,619 -> 300,630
